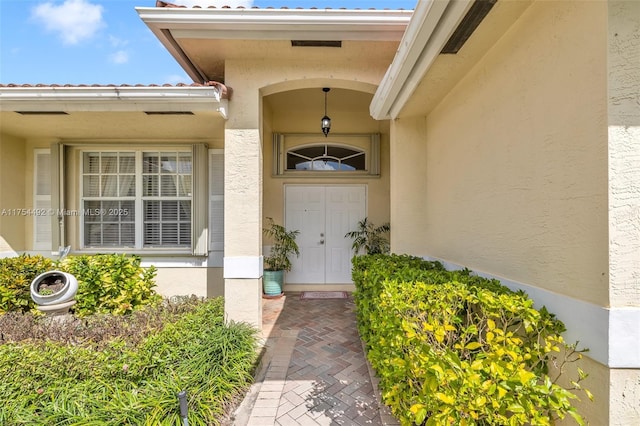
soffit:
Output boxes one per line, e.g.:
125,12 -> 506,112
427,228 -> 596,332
0,110 -> 223,140
264,87 -> 373,113
398,0 -> 533,118
0,84 -> 226,140
177,39 -> 402,83
137,7 -> 412,83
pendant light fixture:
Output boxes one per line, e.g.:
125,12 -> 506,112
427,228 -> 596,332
321,87 -> 331,137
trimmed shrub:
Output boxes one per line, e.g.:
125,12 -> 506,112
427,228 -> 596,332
353,254 -> 591,425
59,254 -> 161,316
0,255 -> 53,313
0,253 -> 160,316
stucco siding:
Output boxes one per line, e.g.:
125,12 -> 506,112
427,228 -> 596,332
153,267 -> 223,299
0,132 -> 27,253
419,0 -> 608,305
608,0 -> 640,307
390,116 -> 428,255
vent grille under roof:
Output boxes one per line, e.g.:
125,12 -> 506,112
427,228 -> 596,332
291,40 -> 342,47
144,111 -> 194,115
16,111 -> 68,115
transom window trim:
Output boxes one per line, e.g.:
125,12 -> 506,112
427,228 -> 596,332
273,133 -> 381,177
286,144 -> 366,171
80,149 -> 193,251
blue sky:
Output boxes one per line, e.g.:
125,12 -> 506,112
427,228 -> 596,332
0,0 -> 416,85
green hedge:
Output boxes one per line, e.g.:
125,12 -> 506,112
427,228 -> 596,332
0,255 -> 53,314
352,254 -> 591,425
0,254 -> 160,316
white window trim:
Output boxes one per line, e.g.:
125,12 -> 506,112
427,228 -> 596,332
272,133 -> 381,177
79,148 -> 194,253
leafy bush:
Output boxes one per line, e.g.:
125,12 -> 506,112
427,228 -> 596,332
0,253 -> 160,316
352,254 -> 592,425
59,254 -> 161,316
345,217 -> 391,254
0,255 -> 53,313
0,297 -> 259,425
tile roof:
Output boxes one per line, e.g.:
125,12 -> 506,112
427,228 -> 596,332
155,0 -> 412,10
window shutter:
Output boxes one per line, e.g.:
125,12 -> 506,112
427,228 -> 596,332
33,149 -> 51,250
49,143 -> 65,252
370,133 -> 381,176
209,149 -> 224,264
192,144 -> 209,256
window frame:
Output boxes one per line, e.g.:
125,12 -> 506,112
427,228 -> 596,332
79,148 -> 195,254
272,133 -> 381,177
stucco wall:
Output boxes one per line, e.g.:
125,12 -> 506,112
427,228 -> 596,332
607,0 -> 640,308
389,116 -> 428,255
0,132 -> 27,253
390,1 -> 640,422
399,0 -> 609,306
153,267 -> 223,299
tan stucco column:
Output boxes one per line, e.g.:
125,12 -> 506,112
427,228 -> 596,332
389,116 -> 428,255
224,129 -> 262,327
606,1 -> 640,423
223,124 -> 263,328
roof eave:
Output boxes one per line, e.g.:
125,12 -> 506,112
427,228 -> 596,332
137,7 -> 413,84
370,0 -> 473,120
136,7 -> 413,41
0,86 -> 227,117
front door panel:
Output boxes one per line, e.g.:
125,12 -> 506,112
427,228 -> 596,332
286,185 -> 366,284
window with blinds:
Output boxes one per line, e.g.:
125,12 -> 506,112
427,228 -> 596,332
81,150 -> 192,249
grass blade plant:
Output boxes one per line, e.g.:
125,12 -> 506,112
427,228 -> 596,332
0,297 -> 259,425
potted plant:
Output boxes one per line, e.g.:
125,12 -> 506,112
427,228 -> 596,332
345,217 -> 390,255
263,217 -> 300,297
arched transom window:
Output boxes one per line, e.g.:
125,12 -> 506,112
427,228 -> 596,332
286,144 -> 365,171
272,133 -> 380,176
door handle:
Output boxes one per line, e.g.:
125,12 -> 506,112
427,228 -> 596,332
319,239 -> 325,245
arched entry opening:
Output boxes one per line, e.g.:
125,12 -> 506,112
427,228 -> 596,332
261,84 -> 390,291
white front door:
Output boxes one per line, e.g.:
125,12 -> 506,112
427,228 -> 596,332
285,185 -> 366,284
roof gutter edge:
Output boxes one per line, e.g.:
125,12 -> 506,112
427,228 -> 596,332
370,0 -> 473,120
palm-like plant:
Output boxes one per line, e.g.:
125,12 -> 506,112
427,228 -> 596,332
345,217 -> 390,255
263,217 -> 300,271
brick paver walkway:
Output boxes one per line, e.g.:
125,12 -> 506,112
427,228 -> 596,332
232,293 -> 398,426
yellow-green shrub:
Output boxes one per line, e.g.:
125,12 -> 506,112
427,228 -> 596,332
60,254 -> 161,316
0,255 -> 53,313
0,253 -> 160,316
352,254 -> 592,425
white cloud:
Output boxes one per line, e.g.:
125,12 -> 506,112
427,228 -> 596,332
32,0 -> 105,45
171,0 -> 254,7
109,35 -> 129,48
109,50 -> 129,64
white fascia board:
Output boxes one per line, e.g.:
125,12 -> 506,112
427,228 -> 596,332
370,0 -> 473,120
0,86 -> 225,115
136,7 -> 412,42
